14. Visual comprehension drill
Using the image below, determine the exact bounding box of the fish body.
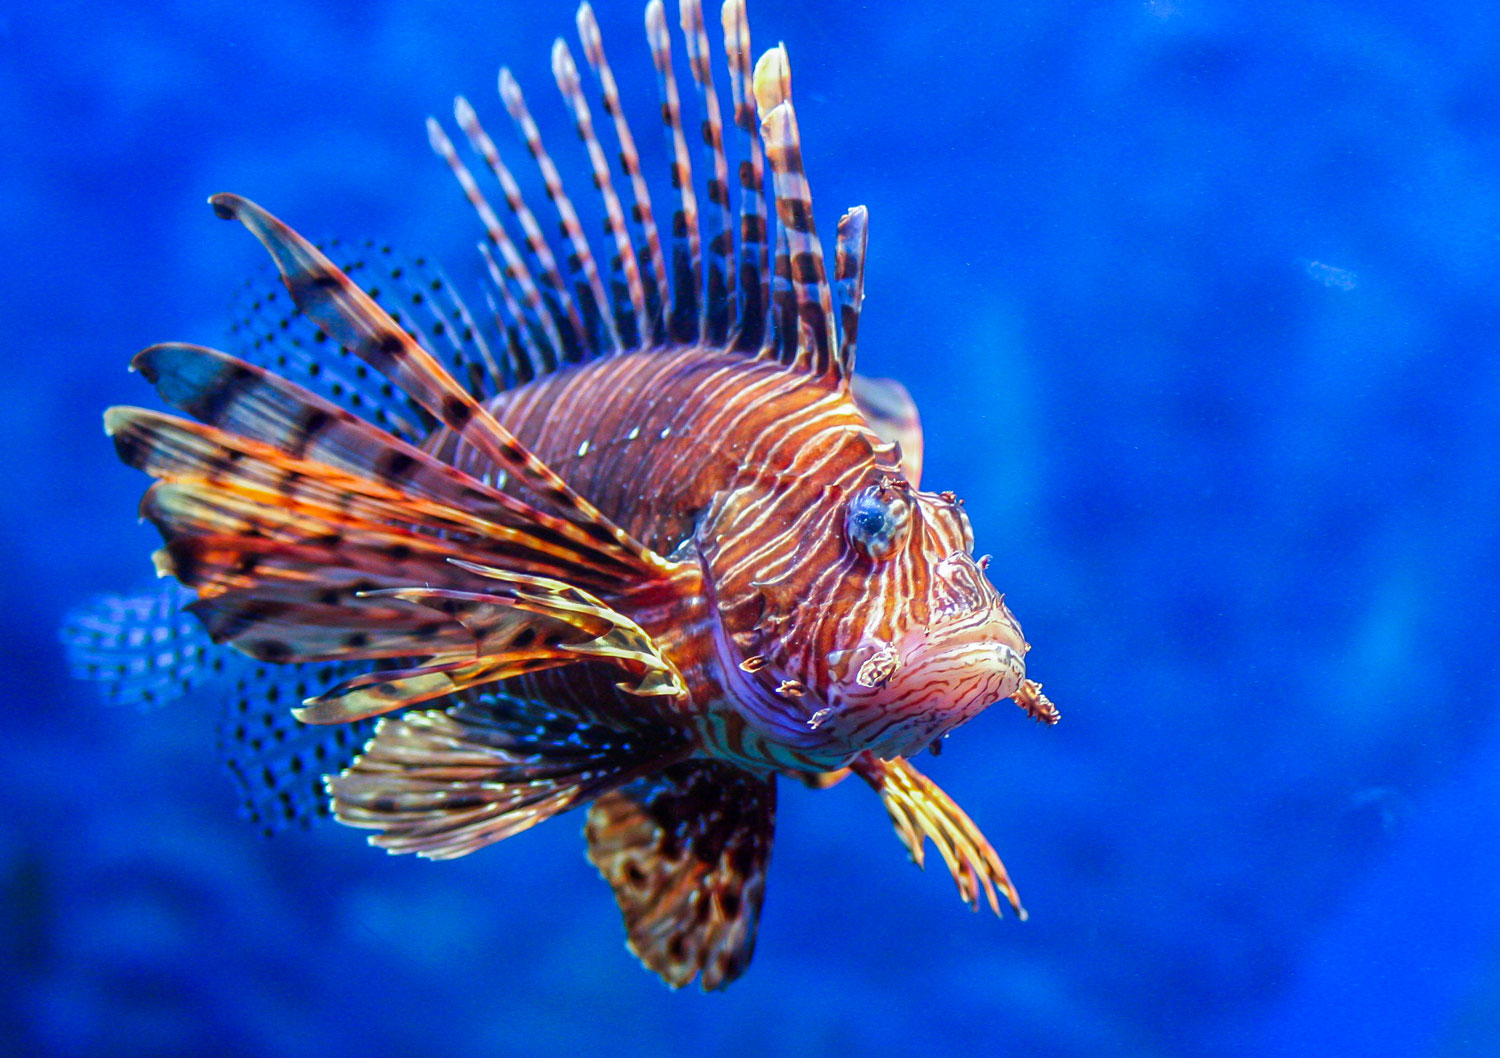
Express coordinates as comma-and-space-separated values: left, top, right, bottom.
68, 0, 1059, 990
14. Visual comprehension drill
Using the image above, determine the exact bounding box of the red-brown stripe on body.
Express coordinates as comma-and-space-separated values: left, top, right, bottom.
422, 344, 893, 767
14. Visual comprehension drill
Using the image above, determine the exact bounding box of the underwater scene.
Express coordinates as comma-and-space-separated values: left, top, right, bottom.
5, 0, 1498, 1054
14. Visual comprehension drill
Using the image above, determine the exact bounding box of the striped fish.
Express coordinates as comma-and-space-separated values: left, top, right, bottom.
69, 0, 1059, 991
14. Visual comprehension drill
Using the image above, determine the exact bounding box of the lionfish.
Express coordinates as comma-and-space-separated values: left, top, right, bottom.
67, 0, 1059, 989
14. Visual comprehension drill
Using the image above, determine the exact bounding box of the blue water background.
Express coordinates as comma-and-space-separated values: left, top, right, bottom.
5, 1, 1499, 1054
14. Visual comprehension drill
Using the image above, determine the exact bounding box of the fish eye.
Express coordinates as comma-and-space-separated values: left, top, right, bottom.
845, 483, 912, 560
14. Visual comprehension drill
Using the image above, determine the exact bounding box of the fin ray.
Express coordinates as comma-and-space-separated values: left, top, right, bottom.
646, 0, 703, 343
329, 702, 686, 858
854, 754, 1024, 918
587, 761, 775, 990
207, 193, 671, 578
753, 47, 839, 378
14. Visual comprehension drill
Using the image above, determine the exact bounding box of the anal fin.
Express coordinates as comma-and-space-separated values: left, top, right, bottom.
586, 760, 776, 991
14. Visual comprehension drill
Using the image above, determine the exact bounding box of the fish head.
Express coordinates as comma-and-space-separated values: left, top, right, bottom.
699, 463, 1043, 767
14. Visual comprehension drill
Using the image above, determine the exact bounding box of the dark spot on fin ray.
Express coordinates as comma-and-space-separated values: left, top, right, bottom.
206, 192, 674, 580
62, 583, 376, 832
753, 46, 840, 381
328, 700, 690, 859
109, 350, 650, 588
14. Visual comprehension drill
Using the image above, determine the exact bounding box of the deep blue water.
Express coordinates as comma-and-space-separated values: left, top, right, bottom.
6, 0, 1500, 1055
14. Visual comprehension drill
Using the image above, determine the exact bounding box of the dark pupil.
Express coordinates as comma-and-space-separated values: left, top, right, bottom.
850, 493, 892, 549
853, 506, 888, 538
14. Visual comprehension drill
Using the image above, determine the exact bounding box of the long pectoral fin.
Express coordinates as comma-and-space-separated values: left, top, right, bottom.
586, 761, 776, 991
853, 753, 1024, 919
208, 193, 672, 579
327, 702, 685, 859
295, 564, 687, 725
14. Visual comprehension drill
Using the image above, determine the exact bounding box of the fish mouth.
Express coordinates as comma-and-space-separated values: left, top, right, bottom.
889, 610, 1028, 712
817, 603, 1029, 761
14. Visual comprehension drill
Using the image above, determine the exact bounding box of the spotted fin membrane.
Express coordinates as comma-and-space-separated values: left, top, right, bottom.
63, 583, 374, 833
68, 0, 1037, 993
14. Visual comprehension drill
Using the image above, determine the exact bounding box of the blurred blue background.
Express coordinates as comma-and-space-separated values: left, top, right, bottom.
5, 0, 1499, 1054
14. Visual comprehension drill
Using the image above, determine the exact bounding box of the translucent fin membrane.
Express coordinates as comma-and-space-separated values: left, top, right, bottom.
209, 194, 671, 577
680, 0, 735, 347
329, 700, 687, 859
423, 0, 857, 383
62, 583, 216, 709
720, 0, 768, 353
576, 2, 670, 345
647, 0, 704, 343
65, 584, 375, 833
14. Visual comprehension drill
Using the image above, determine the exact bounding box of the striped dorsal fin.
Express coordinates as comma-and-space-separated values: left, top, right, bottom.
646, 0, 704, 344
453, 95, 589, 365
553, 37, 650, 350
680, 0, 735, 347
208, 193, 675, 580
720, 0, 769, 353
576, 2, 670, 345
833, 206, 869, 375
426, 117, 569, 374
752, 45, 841, 381
499, 66, 622, 357
420, 0, 855, 384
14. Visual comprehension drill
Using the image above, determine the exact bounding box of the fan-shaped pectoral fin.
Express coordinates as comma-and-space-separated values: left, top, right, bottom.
586, 761, 776, 991
852, 753, 1024, 919
328, 701, 689, 859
